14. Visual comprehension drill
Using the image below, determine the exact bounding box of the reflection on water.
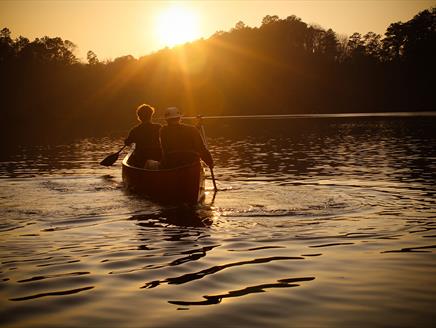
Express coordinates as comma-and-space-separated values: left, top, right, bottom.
141, 255, 304, 289
133, 205, 215, 228
169, 276, 315, 306
0, 115, 435, 327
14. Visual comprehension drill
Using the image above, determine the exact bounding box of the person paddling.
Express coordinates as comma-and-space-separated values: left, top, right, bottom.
124, 104, 161, 168
160, 107, 214, 169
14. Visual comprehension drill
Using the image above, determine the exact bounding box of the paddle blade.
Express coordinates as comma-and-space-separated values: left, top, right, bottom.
100, 152, 119, 166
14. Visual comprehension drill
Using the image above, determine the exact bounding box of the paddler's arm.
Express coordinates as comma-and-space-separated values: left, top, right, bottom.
124, 126, 136, 146
193, 128, 214, 168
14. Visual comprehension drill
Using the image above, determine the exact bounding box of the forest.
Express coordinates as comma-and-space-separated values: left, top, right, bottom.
0, 8, 435, 141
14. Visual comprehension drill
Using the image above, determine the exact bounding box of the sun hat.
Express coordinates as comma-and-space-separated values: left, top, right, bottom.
164, 107, 182, 119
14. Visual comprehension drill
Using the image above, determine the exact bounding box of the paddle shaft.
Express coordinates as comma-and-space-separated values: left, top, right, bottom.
199, 124, 218, 191
116, 145, 126, 155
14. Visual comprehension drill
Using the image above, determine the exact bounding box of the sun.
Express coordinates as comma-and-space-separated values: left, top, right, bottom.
155, 5, 200, 47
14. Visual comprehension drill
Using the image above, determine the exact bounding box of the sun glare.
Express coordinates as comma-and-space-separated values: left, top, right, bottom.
155, 5, 200, 47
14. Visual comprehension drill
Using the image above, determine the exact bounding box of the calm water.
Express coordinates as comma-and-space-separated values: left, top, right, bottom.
1, 115, 435, 327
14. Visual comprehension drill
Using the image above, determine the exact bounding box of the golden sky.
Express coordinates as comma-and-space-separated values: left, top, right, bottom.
1, 0, 434, 61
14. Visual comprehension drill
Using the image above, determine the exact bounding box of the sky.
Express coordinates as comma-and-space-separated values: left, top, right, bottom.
1, 0, 435, 61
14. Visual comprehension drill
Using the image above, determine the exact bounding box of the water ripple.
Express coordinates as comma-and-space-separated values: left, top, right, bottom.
381, 244, 436, 253
108, 245, 219, 275
169, 277, 315, 306
9, 286, 94, 301
309, 242, 355, 248
141, 256, 304, 288
17, 271, 90, 283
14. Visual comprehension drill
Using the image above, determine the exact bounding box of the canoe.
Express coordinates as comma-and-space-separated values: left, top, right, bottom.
122, 149, 205, 204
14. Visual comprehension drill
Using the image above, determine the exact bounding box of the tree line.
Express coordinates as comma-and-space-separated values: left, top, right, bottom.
0, 8, 434, 142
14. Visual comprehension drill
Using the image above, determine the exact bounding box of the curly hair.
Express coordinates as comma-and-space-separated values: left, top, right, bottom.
136, 104, 155, 122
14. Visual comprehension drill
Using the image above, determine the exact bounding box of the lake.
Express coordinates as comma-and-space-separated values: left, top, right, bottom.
1, 114, 435, 327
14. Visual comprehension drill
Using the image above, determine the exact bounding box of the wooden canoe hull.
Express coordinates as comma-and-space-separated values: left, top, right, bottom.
122, 151, 205, 204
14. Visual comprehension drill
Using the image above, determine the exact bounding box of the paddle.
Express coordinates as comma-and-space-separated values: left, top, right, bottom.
197, 118, 218, 191
100, 145, 126, 166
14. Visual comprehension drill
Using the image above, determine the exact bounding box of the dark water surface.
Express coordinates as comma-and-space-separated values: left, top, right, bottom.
1, 115, 435, 327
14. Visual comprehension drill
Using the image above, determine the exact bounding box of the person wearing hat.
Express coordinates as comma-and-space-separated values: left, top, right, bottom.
160, 107, 214, 169
124, 104, 162, 168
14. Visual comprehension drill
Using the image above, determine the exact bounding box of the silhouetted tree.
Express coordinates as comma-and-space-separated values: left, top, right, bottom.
363, 32, 382, 59
262, 15, 279, 25
319, 28, 339, 60
382, 8, 436, 62
87, 50, 99, 65
232, 21, 247, 31
0, 28, 14, 62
